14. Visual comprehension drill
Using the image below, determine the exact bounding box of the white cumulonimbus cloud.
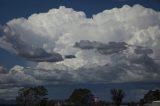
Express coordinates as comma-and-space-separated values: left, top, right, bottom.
0, 5, 160, 87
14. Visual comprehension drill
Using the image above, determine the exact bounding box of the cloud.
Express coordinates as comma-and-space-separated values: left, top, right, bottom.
0, 27, 64, 62
75, 40, 154, 56
0, 4, 160, 89
134, 47, 153, 54
65, 55, 76, 59
0, 65, 42, 86
0, 66, 7, 74
18, 46, 63, 62
75, 40, 128, 55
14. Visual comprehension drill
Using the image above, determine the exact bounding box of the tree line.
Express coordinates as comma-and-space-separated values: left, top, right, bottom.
14, 86, 160, 106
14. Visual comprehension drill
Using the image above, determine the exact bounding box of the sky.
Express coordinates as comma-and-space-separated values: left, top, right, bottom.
0, 0, 160, 102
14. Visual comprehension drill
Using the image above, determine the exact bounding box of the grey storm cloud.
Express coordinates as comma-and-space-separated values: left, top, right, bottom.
130, 54, 159, 73
74, 40, 153, 55
75, 40, 128, 55
18, 46, 63, 62
134, 47, 153, 54
64, 55, 76, 59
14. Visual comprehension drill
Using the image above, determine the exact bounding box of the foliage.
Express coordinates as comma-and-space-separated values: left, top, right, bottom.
140, 89, 160, 104
16, 86, 48, 106
68, 88, 92, 105
110, 89, 125, 106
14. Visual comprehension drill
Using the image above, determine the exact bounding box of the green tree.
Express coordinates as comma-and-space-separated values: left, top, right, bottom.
110, 89, 125, 106
16, 86, 48, 106
142, 89, 160, 103
68, 88, 92, 106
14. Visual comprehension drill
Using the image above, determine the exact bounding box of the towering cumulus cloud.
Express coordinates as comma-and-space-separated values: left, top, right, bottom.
0, 5, 160, 88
